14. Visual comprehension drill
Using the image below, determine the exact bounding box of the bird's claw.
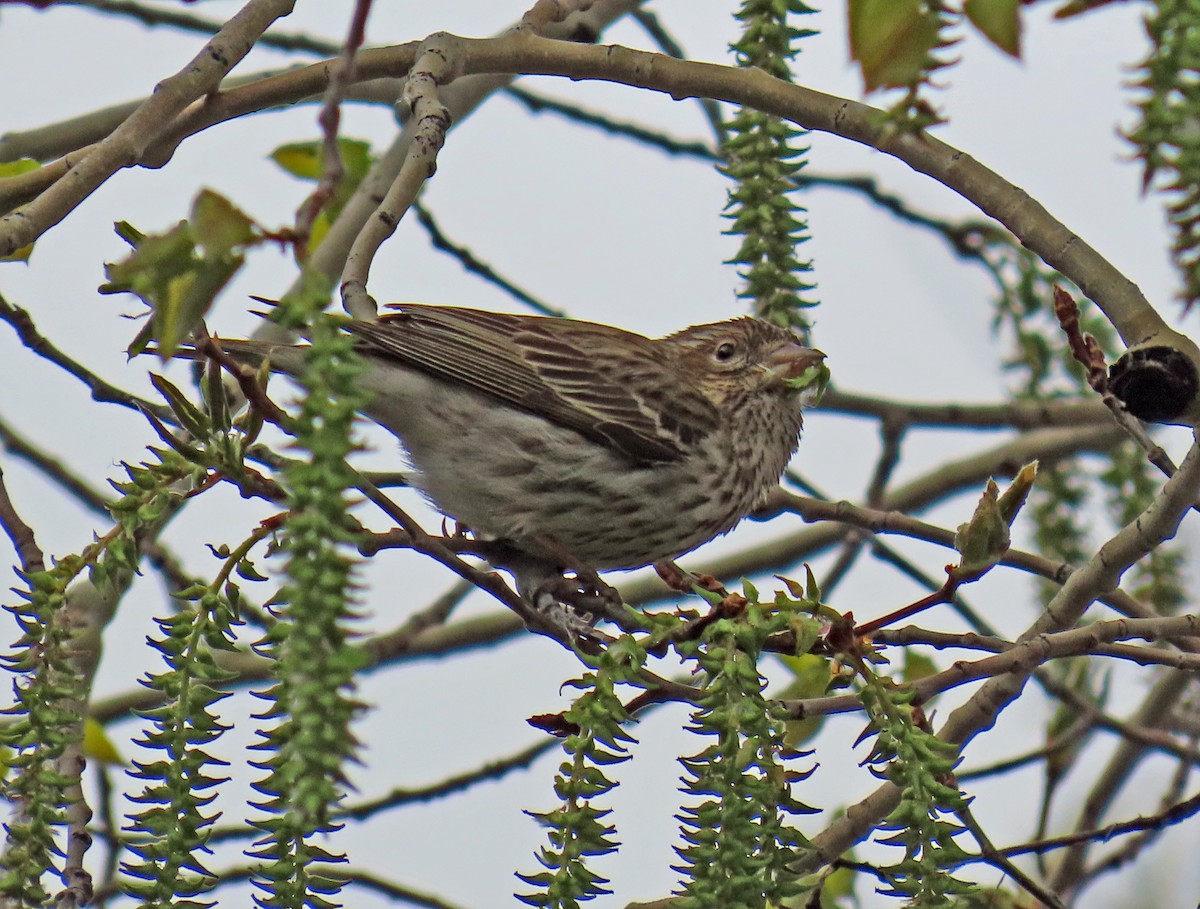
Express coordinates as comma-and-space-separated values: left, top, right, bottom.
512, 560, 626, 638
445, 518, 472, 540
530, 573, 623, 624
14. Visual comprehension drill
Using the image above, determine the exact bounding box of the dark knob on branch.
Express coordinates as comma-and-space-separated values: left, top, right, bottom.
1109, 346, 1199, 423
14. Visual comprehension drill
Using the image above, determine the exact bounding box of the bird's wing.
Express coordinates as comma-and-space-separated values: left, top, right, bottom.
345, 305, 718, 464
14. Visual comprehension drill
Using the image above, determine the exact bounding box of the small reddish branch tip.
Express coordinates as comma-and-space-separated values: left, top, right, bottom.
1052, 285, 1108, 394
852, 570, 960, 638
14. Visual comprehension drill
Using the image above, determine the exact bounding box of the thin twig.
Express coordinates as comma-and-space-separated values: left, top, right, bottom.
956, 718, 1094, 782
0, 462, 46, 573
94, 766, 121, 907
1053, 284, 1188, 489
820, 386, 1111, 429
504, 84, 715, 158
0, 414, 111, 515
0, 0, 297, 257
957, 803, 1066, 909
995, 788, 1200, 862
1051, 668, 1198, 893
340, 36, 453, 317
0, 292, 171, 420
631, 7, 726, 145
350, 472, 569, 643
872, 623, 1200, 672
295, 0, 374, 261
58, 0, 341, 56
90, 864, 470, 909
414, 203, 565, 316
335, 737, 558, 823
359, 577, 475, 662
820, 420, 907, 596
804, 436, 1200, 875
1079, 732, 1198, 887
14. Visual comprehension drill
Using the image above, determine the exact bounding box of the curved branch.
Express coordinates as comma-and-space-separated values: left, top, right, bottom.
820, 387, 1112, 430
10, 29, 1189, 362
0, 0, 299, 256
12, 25, 1192, 415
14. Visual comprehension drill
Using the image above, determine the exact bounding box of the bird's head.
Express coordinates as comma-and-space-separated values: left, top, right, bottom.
664, 317, 828, 409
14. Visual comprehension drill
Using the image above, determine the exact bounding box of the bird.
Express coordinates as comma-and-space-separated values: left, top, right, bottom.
204, 304, 826, 595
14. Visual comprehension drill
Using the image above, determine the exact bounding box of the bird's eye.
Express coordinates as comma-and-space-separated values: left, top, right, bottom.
713, 341, 738, 363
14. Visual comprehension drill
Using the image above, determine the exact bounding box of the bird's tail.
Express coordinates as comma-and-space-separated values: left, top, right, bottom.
162, 338, 308, 377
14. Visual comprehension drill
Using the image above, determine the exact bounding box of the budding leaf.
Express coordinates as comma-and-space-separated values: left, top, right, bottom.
954, 479, 1008, 581
952, 462, 1038, 582
270, 138, 372, 182
270, 138, 374, 253
998, 460, 1038, 523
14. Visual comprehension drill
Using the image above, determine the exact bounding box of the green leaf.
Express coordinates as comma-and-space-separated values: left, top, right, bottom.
113, 220, 146, 248
149, 373, 210, 439
820, 861, 858, 906
902, 650, 938, 685
270, 138, 372, 183
0, 241, 34, 263
0, 161, 41, 260
309, 209, 334, 255
270, 141, 324, 180
997, 460, 1038, 524
158, 257, 241, 358
269, 139, 373, 256
339, 138, 373, 182
1052, 0, 1118, 17
82, 718, 126, 767
964, 0, 1022, 57
776, 652, 832, 746
784, 358, 831, 402
190, 189, 256, 257
848, 0, 941, 91
952, 462, 1037, 581
0, 158, 39, 178
106, 207, 244, 358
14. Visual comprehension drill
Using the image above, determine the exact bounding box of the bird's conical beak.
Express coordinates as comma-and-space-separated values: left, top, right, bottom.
767, 345, 825, 378
763, 344, 828, 403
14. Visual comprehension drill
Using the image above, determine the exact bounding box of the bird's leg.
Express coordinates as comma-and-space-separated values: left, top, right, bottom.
527, 535, 621, 606
500, 537, 625, 631
510, 561, 615, 636
442, 518, 473, 540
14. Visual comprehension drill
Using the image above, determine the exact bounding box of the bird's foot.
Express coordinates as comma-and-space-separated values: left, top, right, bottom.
444, 518, 473, 540
519, 570, 624, 629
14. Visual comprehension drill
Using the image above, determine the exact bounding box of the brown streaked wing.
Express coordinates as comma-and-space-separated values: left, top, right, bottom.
345, 305, 715, 463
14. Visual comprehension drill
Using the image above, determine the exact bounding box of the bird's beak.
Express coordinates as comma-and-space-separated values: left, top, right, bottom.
763, 343, 827, 394
766, 344, 826, 380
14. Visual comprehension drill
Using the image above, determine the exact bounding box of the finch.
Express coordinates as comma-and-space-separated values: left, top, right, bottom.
210, 304, 826, 576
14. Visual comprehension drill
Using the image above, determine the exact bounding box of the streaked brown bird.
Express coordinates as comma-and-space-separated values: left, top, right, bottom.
214, 304, 826, 582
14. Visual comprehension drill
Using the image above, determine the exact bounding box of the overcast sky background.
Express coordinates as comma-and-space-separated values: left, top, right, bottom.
1, 2, 1198, 907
